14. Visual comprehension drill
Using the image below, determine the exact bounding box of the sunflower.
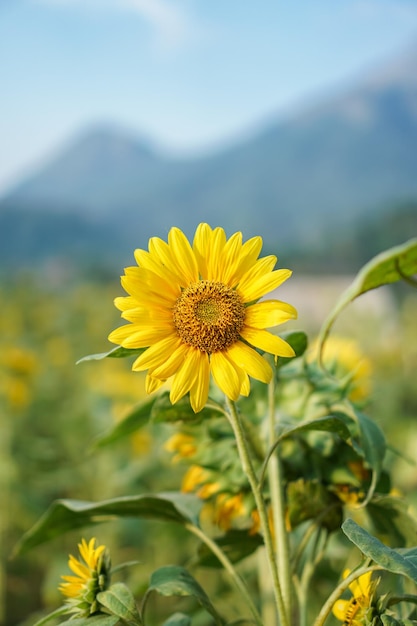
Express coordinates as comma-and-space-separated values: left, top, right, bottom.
59, 538, 111, 616
333, 570, 376, 625
109, 224, 297, 412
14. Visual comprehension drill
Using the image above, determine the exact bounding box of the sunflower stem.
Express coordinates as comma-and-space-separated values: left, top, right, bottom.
185, 522, 263, 626
225, 398, 289, 626
267, 379, 293, 622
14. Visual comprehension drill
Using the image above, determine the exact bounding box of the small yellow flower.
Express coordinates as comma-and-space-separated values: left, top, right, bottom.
164, 433, 197, 461
333, 569, 375, 625
213, 493, 246, 530
109, 223, 297, 412
59, 538, 111, 616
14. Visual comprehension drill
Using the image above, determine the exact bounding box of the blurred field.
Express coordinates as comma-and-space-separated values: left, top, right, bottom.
1, 271, 417, 625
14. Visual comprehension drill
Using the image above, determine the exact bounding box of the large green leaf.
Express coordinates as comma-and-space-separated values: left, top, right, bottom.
13, 492, 202, 555
318, 238, 417, 352
342, 518, 417, 583
196, 530, 264, 568
148, 566, 224, 625
97, 583, 141, 624
352, 411, 386, 505
77, 345, 145, 363
92, 397, 156, 448
367, 496, 417, 547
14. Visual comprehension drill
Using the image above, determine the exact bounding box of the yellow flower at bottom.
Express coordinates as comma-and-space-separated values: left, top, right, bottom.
333, 569, 375, 625
109, 223, 297, 412
59, 538, 111, 616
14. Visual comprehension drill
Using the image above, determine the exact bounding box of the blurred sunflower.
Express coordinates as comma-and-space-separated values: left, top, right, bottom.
333, 570, 376, 625
59, 538, 111, 616
109, 223, 297, 412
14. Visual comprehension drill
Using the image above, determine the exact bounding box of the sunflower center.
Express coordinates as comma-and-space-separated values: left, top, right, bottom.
173, 280, 245, 353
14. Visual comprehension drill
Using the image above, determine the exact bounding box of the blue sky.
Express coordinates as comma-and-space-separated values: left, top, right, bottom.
1, 0, 417, 194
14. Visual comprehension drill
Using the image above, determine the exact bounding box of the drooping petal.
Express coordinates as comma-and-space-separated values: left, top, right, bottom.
189, 351, 210, 412
132, 335, 183, 371
210, 352, 242, 401
170, 348, 200, 404
227, 341, 273, 383
145, 373, 166, 394
241, 327, 295, 357
245, 300, 298, 328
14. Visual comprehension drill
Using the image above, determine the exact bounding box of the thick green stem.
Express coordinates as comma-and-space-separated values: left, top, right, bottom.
225, 398, 289, 626
267, 379, 293, 621
185, 522, 263, 626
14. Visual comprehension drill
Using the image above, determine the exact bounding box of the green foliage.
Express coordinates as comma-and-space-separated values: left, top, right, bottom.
146, 566, 224, 626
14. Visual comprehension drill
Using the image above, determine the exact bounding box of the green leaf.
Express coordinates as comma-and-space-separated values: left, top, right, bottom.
162, 614, 192, 626
197, 530, 264, 568
32, 607, 69, 626
13, 492, 202, 555
151, 392, 224, 424
381, 617, 403, 626
148, 566, 224, 625
367, 496, 417, 547
342, 518, 417, 583
352, 411, 386, 505
76, 345, 145, 364
92, 397, 156, 448
58, 616, 120, 626
318, 238, 417, 352
276, 331, 308, 368
97, 582, 141, 624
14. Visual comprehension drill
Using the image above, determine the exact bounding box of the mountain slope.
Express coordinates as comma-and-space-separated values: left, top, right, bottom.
2, 45, 417, 268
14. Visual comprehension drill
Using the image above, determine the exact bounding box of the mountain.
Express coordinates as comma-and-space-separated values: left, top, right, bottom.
2, 45, 417, 273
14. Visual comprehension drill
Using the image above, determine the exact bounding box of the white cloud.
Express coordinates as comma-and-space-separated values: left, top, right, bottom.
31, 0, 199, 51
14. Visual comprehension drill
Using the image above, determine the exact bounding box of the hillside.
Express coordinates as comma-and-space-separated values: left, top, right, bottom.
1, 44, 417, 273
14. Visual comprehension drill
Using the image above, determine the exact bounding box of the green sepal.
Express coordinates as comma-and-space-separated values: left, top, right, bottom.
57, 615, 121, 626
342, 518, 417, 583
196, 530, 264, 568
318, 238, 417, 354
13, 492, 202, 555
77, 345, 145, 363
147, 565, 225, 625
97, 582, 141, 624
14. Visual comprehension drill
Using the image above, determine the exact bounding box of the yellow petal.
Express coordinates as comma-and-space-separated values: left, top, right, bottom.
168, 227, 199, 284
151, 344, 190, 379
227, 236, 263, 286
241, 327, 295, 357
227, 341, 273, 383
148, 236, 186, 284
133, 248, 181, 295
170, 348, 200, 404
239, 268, 292, 303
245, 300, 298, 328
193, 223, 212, 279
145, 373, 166, 394
132, 335, 183, 371
210, 352, 242, 400
332, 598, 349, 621
189, 351, 210, 412
206, 227, 227, 281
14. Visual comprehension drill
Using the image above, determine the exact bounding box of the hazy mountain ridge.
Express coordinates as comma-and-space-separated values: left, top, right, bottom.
2, 44, 417, 271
